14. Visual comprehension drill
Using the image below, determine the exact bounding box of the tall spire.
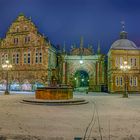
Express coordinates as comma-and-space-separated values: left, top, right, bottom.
121, 21, 125, 31
120, 21, 128, 39
80, 36, 84, 56
80, 36, 84, 49
97, 41, 101, 54
62, 41, 66, 53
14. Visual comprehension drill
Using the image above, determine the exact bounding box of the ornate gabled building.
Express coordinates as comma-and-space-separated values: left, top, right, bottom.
0, 13, 57, 90
108, 28, 140, 93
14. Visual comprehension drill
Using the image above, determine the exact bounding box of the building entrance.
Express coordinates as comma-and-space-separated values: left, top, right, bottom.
74, 70, 89, 91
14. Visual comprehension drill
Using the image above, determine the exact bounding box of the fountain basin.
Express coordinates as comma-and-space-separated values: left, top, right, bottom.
35, 86, 73, 100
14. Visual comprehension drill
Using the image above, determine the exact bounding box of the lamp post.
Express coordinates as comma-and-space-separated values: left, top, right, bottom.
120, 61, 130, 98
2, 60, 12, 95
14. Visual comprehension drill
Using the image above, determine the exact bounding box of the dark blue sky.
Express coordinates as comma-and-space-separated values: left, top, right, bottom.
0, 0, 140, 54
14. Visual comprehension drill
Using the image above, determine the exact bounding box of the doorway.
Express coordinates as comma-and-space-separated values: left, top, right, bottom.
74, 70, 89, 91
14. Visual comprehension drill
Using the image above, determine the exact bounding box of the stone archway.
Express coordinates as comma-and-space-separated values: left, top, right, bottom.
74, 70, 89, 88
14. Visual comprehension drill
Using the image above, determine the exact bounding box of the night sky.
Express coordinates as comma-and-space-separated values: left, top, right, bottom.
0, 0, 140, 54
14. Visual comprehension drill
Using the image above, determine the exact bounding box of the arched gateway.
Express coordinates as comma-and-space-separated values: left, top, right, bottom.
59, 38, 107, 92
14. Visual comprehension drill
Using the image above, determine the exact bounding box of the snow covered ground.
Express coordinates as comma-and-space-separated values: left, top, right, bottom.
0, 92, 140, 140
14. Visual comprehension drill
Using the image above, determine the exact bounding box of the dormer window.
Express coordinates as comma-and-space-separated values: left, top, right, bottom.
25, 36, 30, 43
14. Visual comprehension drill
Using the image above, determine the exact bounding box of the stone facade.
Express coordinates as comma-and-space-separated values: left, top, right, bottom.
0, 14, 57, 90
108, 30, 140, 93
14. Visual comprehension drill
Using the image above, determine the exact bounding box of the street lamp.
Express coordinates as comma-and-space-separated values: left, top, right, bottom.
79, 60, 83, 64
120, 60, 130, 98
2, 60, 12, 95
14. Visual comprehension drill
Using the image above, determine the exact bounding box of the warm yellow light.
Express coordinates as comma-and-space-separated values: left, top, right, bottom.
6, 60, 9, 64
120, 65, 123, 69
128, 66, 131, 69
2, 60, 12, 69
124, 61, 127, 65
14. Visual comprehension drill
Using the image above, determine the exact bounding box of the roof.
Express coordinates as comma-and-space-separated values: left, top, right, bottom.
110, 39, 138, 50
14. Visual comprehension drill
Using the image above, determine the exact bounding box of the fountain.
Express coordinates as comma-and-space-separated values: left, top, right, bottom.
35, 69, 73, 100
23, 69, 88, 105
